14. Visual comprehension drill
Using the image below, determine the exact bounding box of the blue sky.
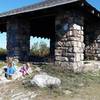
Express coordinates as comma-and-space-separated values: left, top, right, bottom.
0, 0, 100, 49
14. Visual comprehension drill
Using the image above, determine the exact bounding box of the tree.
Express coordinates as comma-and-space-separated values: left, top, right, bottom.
30, 41, 49, 57
39, 41, 49, 56
0, 48, 7, 55
30, 42, 39, 56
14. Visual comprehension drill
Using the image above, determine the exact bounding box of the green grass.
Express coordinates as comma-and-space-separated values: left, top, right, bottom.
0, 62, 99, 99
0, 61, 5, 68
38, 64, 100, 92
0, 62, 100, 100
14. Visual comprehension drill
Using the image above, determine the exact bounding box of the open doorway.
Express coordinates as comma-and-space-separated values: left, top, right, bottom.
0, 32, 7, 60
30, 36, 50, 62
84, 21, 96, 60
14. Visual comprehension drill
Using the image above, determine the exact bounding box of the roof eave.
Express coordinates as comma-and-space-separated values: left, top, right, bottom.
0, 0, 79, 18
82, 0, 100, 18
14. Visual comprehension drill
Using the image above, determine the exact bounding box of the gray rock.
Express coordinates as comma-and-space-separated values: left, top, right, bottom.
31, 73, 61, 88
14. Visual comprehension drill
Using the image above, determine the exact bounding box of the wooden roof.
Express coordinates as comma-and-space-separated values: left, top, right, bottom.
0, 0, 99, 18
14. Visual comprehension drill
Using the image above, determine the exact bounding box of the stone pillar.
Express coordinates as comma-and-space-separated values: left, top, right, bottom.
55, 11, 84, 72
95, 25, 100, 60
7, 18, 30, 61
50, 36, 55, 62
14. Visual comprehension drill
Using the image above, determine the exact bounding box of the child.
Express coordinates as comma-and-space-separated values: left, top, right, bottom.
20, 63, 31, 77
5, 62, 16, 80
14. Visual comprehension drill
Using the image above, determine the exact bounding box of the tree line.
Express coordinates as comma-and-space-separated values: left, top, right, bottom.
0, 41, 50, 57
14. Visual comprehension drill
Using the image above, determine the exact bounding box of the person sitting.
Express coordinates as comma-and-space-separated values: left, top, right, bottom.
5, 62, 16, 80
19, 63, 31, 77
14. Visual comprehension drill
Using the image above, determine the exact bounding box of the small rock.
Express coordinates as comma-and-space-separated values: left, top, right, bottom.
30, 93, 38, 99
20, 97, 29, 100
10, 90, 14, 94
78, 83, 84, 87
63, 90, 72, 95
12, 92, 23, 98
34, 67, 42, 72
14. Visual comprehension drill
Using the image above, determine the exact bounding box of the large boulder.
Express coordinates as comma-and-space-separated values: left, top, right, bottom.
31, 73, 61, 88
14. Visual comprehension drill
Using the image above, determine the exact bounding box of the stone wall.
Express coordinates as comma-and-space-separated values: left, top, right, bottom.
84, 21, 100, 61
84, 24, 96, 60
7, 18, 30, 61
95, 22, 100, 60
55, 11, 84, 72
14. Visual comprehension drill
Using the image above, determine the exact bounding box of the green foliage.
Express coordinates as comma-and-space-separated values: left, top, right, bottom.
0, 62, 5, 68
30, 41, 49, 57
0, 48, 7, 55
30, 42, 39, 56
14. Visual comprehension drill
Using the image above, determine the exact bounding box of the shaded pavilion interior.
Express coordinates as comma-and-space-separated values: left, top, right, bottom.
0, 0, 99, 72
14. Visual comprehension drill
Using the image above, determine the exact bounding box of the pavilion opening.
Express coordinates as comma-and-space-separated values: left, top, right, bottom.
0, 32, 7, 60
30, 36, 50, 62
